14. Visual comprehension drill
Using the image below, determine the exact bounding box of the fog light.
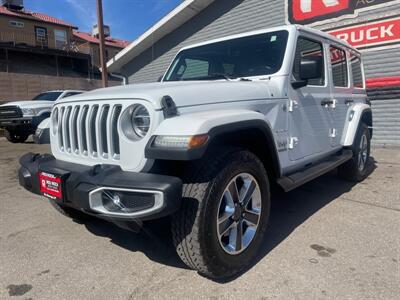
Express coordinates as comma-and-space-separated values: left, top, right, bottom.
102, 191, 125, 212
101, 190, 155, 213
89, 187, 163, 217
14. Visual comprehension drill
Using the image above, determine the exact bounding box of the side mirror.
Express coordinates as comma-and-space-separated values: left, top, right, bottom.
300, 56, 322, 80
292, 56, 322, 89
157, 75, 163, 82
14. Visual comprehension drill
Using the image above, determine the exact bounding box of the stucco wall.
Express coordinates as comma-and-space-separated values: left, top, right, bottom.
0, 72, 120, 102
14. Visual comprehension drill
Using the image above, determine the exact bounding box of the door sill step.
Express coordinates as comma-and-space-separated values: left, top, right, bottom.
277, 150, 353, 192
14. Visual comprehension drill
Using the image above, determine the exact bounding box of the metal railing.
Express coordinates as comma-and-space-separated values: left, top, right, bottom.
0, 31, 91, 55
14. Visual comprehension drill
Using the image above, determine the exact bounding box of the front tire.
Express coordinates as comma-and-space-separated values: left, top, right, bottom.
5, 129, 29, 143
338, 123, 371, 182
171, 149, 271, 279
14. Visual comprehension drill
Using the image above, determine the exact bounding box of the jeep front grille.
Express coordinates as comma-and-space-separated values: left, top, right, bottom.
55, 104, 122, 160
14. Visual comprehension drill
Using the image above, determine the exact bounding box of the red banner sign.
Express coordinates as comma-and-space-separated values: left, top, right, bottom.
329, 17, 400, 49
287, 0, 398, 25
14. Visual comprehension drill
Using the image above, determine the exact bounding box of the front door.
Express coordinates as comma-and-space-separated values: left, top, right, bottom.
288, 36, 332, 161
35, 26, 48, 48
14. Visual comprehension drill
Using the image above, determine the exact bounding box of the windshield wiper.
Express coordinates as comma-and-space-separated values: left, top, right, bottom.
209, 73, 252, 82
208, 73, 235, 81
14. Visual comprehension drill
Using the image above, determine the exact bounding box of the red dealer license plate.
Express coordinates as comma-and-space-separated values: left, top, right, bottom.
39, 172, 63, 200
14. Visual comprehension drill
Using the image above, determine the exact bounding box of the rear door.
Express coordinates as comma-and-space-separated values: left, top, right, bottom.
328, 45, 352, 148
288, 35, 332, 161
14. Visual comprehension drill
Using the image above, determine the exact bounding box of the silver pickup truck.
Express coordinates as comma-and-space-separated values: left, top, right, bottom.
19, 25, 372, 279
0, 90, 83, 143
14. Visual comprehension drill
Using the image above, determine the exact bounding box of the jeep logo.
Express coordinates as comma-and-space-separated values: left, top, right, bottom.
287, 0, 398, 25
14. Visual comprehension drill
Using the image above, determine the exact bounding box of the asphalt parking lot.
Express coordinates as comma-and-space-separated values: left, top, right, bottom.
0, 137, 399, 299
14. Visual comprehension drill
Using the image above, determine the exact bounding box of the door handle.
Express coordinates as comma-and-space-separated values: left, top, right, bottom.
345, 99, 354, 105
321, 99, 334, 106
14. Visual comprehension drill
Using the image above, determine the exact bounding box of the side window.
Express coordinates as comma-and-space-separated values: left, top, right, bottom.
330, 46, 348, 87
180, 58, 209, 79
349, 53, 363, 88
293, 37, 325, 86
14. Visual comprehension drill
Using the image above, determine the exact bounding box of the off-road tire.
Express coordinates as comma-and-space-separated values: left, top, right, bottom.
49, 200, 92, 221
5, 130, 29, 143
338, 123, 371, 182
171, 149, 271, 279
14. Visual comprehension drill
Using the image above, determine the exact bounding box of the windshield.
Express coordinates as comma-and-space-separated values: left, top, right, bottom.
164, 30, 288, 82
33, 92, 63, 101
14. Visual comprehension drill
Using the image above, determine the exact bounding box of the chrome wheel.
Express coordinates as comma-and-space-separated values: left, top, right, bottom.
358, 133, 368, 171
217, 173, 262, 255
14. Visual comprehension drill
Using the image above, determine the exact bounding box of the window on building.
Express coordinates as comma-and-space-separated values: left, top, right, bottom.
293, 37, 325, 86
54, 29, 67, 49
330, 46, 348, 87
349, 53, 363, 88
35, 27, 48, 46
9, 20, 24, 28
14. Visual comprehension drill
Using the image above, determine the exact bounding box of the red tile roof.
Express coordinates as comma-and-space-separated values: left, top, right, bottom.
0, 6, 77, 28
73, 31, 130, 48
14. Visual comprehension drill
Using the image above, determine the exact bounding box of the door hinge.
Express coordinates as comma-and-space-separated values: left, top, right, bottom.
288, 137, 299, 149
329, 128, 337, 138
331, 99, 337, 109
288, 100, 298, 112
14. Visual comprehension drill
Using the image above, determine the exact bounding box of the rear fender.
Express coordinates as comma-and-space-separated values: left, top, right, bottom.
341, 103, 372, 147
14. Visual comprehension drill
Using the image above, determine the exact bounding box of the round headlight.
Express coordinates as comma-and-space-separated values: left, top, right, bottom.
131, 105, 150, 138
51, 108, 59, 135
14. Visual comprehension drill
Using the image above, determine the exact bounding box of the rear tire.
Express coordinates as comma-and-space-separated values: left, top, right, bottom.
171, 149, 271, 279
338, 123, 371, 182
5, 130, 29, 143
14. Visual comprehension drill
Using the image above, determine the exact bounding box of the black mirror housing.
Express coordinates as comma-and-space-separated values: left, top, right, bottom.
300, 57, 322, 81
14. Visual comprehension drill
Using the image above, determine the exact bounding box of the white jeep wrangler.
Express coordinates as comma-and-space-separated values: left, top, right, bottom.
19, 25, 372, 279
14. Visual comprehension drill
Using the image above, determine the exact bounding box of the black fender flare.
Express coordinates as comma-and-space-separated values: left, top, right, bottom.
145, 119, 282, 178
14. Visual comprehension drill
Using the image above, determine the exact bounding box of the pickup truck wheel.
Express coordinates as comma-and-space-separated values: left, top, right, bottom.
49, 200, 92, 221
171, 149, 271, 279
338, 123, 371, 182
5, 130, 29, 143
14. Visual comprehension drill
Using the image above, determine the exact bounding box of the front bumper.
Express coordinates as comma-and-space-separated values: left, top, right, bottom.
0, 116, 42, 132
19, 153, 183, 221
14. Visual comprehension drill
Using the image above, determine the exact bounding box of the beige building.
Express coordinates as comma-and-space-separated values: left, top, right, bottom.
0, 2, 129, 100
0, 5, 77, 52
73, 29, 129, 68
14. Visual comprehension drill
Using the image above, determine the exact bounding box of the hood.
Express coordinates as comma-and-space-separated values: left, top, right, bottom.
56, 80, 278, 109
0, 100, 54, 108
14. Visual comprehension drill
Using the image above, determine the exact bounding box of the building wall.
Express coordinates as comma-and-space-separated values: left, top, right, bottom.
120, 0, 400, 146
121, 0, 400, 83
87, 43, 123, 67
0, 72, 120, 102
0, 15, 73, 49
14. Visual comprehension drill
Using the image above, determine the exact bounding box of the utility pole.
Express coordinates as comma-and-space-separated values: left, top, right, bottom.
96, 0, 108, 87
